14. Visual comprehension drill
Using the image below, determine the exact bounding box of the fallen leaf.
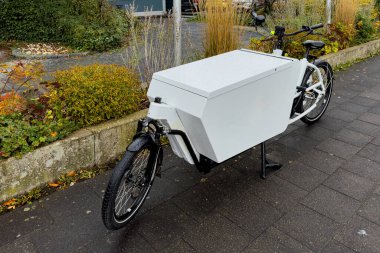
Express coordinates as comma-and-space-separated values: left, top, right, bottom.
66, 171, 76, 177
48, 183, 59, 188
3, 198, 16, 206
50, 132, 58, 137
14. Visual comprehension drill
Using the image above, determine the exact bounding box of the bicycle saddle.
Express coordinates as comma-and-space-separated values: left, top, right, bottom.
302, 40, 325, 49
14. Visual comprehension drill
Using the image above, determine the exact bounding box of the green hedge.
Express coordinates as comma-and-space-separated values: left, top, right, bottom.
0, 0, 129, 51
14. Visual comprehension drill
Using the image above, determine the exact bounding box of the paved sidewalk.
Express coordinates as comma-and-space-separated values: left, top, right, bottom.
1, 56, 380, 253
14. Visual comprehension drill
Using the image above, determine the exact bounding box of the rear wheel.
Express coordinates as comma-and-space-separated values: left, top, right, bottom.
301, 60, 334, 124
102, 136, 159, 230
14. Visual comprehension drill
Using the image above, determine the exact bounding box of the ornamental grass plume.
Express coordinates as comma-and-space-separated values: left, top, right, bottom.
197, 0, 245, 57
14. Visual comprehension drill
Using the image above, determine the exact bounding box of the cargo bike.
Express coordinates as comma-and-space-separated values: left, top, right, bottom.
102, 23, 334, 230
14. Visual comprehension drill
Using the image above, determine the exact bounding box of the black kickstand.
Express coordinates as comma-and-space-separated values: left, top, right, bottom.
260, 142, 282, 179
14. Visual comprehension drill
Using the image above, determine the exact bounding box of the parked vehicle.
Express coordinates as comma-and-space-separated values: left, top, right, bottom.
101, 18, 333, 230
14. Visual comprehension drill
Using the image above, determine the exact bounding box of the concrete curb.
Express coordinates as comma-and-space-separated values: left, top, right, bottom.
320, 38, 380, 68
0, 109, 147, 202
2, 38, 380, 202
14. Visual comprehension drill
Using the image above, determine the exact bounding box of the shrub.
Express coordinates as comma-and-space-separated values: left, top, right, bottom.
354, 11, 376, 44
327, 23, 356, 49
0, 0, 129, 52
49, 64, 144, 127
265, 0, 325, 32
0, 92, 27, 115
0, 113, 76, 159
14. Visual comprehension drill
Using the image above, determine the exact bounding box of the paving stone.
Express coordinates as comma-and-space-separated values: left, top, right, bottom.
162, 164, 203, 190
278, 134, 319, 153
135, 202, 197, 251
266, 142, 303, 166
369, 103, 380, 115
334, 88, 360, 99
358, 143, 380, 163
82, 169, 112, 198
220, 189, 282, 238
347, 120, 380, 136
340, 102, 370, 114
322, 240, 355, 253
327, 108, 358, 122
323, 169, 375, 201
171, 181, 224, 222
241, 227, 313, 253
332, 95, 350, 104
372, 137, 380, 146
31, 203, 109, 253
40, 182, 102, 221
247, 175, 308, 213
76, 229, 155, 253
342, 156, 380, 183
335, 215, 380, 253
357, 195, 380, 226
276, 162, 328, 192
0, 203, 53, 248
291, 125, 334, 142
140, 176, 186, 214
316, 138, 361, 159
351, 96, 379, 107
160, 146, 186, 171
302, 185, 361, 223
0, 235, 37, 253
359, 112, 380, 126
334, 128, 373, 147
374, 185, 380, 195
360, 86, 380, 101
298, 149, 345, 175
315, 115, 347, 131
183, 212, 252, 253
161, 239, 196, 253
274, 204, 339, 251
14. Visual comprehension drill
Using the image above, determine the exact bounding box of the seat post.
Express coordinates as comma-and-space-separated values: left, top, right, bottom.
304, 47, 311, 59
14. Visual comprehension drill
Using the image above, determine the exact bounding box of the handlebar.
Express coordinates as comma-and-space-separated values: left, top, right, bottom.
273, 23, 324, 51
283, 23, 324, 37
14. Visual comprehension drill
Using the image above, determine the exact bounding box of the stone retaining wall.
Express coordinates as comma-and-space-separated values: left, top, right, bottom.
2, 38, 380, 202
0, 109, 147, 202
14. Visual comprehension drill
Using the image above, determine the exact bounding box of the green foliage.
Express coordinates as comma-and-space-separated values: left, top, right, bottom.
326, 23, 356, 50
354, 12, 376, 44
0, 0, 129, 51
49, 64, 144, 127
0, 113, 77, 159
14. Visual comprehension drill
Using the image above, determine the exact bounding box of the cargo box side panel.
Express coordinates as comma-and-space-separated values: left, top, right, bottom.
201, 63, 301, 163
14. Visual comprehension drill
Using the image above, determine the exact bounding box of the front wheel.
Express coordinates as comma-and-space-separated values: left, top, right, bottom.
102, 136, 160, 230
300, 60, 334, 124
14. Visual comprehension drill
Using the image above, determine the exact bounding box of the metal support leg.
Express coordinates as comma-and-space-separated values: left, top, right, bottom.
260, 142, 282, 179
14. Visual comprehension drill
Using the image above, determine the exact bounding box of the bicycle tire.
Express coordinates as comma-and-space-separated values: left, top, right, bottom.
300, 60, 334, 124
102, 136, 159, 230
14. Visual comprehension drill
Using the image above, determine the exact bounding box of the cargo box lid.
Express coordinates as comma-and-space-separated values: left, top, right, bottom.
152, 49, 297, 99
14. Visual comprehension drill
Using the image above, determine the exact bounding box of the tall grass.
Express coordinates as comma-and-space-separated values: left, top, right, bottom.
122, 8, 198, 86
197, 0, 245, 57
266, 0, 325, 31
334, 0, 360, 25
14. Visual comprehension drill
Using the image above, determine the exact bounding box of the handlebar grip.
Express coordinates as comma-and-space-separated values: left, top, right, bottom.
310, 23, 324, 30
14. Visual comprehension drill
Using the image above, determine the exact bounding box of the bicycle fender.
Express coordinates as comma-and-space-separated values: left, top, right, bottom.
127, 135, 153, 152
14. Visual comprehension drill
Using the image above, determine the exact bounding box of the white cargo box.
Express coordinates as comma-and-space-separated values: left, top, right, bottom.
147, 49, 303, 163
